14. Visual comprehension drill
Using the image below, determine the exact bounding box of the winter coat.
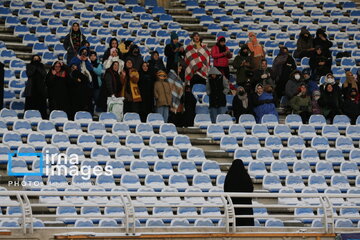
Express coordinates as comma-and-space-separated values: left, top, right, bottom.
211, 37, 232, 68
318, 89, 343, 117
233, 53, 251, 86
309, 51, 332, 77
285, 70, 305, 100
294, 28, 313, 58
232, 94, 253, 122
45, 71, 71, 114
154, 79, 172, 107
24, 62, 47, 98
313, 29, 333, 54
343, 98, 360, 124
206, 73, 229, 108
63, 29, 85, 64
165, 42, 184, 72
289, 95, 312, 114
253, 68, 274, 88
253, 92, 278, 123
97, 68, 122, 110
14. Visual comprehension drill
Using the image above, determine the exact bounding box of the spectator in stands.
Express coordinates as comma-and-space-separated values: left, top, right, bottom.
224, 159, 254, 226
24, 55, 47, 119
125, 45, 144, 71
154, 70, 172, 123
165, 32, 184, 73
309, 46, 332, 80
45, 61, 71, 115
343, 88, 360, 124
289, 84, 312, 123
211, 36, 232, 79
148, 51, 166, 77
103, 38, 122, 63
97, 61, 122, 112
138, 62, 155, 122
272, 46, 297, 101
121, 59, 142, 113
253, 59, 274, 89
294, 27, 314, 59
313, 29, 332, 55
185, 32, 210, 87
318, 83, 343, 123
342, 71, 358, 99
168, 62, 185, 126
63, 22, 86, 64
69, 47, 93, 80
311, 90, 321, 114
233, 44, 252, 86
103, 47, 124, 73
232, 86, 253, 123
183, 85, 197, 127
320, 73, 341, 95
119, 40, 133, 60
252, 84, 278, 123
206, 67, 229, 123
247, 32, 265, 71
303, 68, 319, 95
89, 51, 103, 112
285, 70, 304, 102
68, 63, 93, 118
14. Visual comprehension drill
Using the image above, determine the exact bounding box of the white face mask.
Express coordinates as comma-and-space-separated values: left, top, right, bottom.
327, 78, 335, 83
294, 74, 301, 80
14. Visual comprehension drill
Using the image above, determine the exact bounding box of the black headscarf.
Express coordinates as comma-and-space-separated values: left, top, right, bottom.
224, 159, 253, 193
89, 51, 99, 68
216, 36, 227, 53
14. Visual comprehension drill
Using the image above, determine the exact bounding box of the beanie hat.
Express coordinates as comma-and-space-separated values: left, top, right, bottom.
171, 32, 178, 40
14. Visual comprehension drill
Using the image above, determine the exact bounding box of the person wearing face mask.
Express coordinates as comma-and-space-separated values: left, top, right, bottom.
343, 88, 360, 124
63, 23, 86, 64
232, 86, 253, 123
247, 32, 265, 70
311, 90, 321, 115
233, 44, 252, 86
272, 46, 297, 101
252, 84, 278, 123
309, 45, 332, 80
294, 27, 314, 59
289, 84, 312, 123
318, 83, 343, 123
343, 71, 359, 100
125, 44, 143, 71
320, 73, 341, 96
24, 55, 48, 119
103, 47, 124, 73
253, 59, 274, 89
285, 70, 304, 101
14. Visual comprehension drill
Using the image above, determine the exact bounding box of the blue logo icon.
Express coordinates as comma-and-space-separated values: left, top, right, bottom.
8, 152, 43, 176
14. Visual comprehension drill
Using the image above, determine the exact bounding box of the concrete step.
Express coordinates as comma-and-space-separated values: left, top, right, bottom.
0, 33, 22, 43
6, 42, 32, 52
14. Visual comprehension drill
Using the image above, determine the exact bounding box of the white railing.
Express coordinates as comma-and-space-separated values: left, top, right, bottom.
1, 191, 360, 235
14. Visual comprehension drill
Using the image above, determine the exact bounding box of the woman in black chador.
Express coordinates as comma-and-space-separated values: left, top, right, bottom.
224, 159, 254, 226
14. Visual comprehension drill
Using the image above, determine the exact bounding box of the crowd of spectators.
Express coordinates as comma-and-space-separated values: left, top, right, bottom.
23, 23, 360, 125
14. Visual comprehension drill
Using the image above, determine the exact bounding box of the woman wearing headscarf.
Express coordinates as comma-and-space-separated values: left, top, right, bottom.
185, 32, 211, 87
211, 36, 232, 80
138, 62, 155, 122
97, 61, 122, 112
121, 59, 142, 113
313, 29, 333, 55
148, 51, 166, 77
309, 45, 332, 80
119, 40, 133, 59
289, 84, 312, 123
224, 159, 254, 227
165, 32, 184, 73
233, 44, 252, 86
154, 70, 172, 123
252, 84, 278, 123
294, 27, 314, 59
125, 44, 143, 71
167, 63, 185, 126
272, 46, 297, 100
232, 86, 253, 123
103, 38, 122, 63
318, 83, 343, 123
24, 55, 47, 119
89, 51, 103, 111
247, 32, 265, 71
343, 88, 360, 124
103, 47, 124, 73
342, 71, 359, 99
45, 61, 71, 115
63, 22, 86, 64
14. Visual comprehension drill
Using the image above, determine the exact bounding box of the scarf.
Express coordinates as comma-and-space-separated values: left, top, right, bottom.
70, 30, 82, 52
184, 41, 210, 82
238, 93, 248, 109
344, 72, 358, 91
81, 60, 92, 83
167, 69, 184, 112
247, 34, 263, 57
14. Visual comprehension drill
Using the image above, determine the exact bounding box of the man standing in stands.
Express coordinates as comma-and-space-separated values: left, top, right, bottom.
184, 32, 210, 87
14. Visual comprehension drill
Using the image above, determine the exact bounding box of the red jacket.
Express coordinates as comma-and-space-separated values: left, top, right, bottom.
211, 37, 232, 67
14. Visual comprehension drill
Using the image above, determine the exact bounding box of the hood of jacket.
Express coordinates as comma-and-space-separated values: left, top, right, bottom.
208, 67, 222, 76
